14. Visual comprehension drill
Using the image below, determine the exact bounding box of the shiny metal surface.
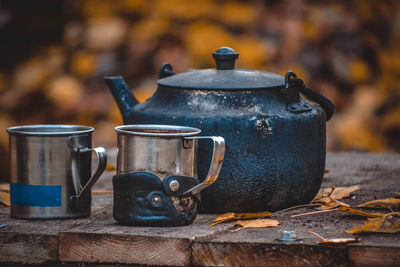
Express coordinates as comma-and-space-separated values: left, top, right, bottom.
115, 125, 199, 178
169, 180, 180, 192
115, 124, 201, 137
115, 124, 225, 195
183, 136, 225, 196
7, 125, 107, 219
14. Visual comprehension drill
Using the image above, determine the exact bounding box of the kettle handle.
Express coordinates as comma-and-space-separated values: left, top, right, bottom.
183, 136, 225, 196
285, 71, 335, 121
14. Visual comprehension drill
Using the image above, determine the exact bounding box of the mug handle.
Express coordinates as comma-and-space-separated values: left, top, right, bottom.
70, 147, 107, 206
183, 136, 225, 196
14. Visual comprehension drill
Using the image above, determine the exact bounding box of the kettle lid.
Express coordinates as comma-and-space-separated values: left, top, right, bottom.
157, 47, 285, 90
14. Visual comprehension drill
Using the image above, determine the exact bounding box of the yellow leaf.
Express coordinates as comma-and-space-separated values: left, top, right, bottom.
330, 185, 360, 200
184, 22, 235, 66
119, 0, 150, 15
314, 196, 349, 209
231, 219, 280, 232
313, 185, 358, 209
337, 206, 386, 218
357, 198, 400, 210
314, 185, 360, 201
210, 211, 273, 226
381, 107, 400, 130
82, 0, 117, 18
219, 2, 256, 27
71, 51, 98, 78
349, 58, 370, 83
346, 212, 400, 234
308, 231, 359, 245
0, 183, 9, 192
131, 17, 171, 42
0, 191, 10, 207
318, 237, 359, 245
105, 163, 116, 171
235, 39, 269, 69
154, 0, 216, 21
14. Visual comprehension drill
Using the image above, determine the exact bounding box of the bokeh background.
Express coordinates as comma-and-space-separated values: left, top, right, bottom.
0, 0, 399, 180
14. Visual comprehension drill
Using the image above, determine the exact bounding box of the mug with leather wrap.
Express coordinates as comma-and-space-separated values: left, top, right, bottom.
113, 124, 225, 226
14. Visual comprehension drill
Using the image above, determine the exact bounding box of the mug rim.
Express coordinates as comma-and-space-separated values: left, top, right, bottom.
115, 124, 201, 137
7, 124, 94, 136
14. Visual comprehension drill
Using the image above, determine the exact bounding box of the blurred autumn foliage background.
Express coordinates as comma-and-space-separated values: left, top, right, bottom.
0, 0, 400, 179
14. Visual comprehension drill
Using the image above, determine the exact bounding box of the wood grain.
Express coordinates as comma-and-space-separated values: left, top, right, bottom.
59, 232, 190, 266
0, 233, 58, 263
348, 246, 400, 267
0, 153, 398, 265
192, 242, 348, 267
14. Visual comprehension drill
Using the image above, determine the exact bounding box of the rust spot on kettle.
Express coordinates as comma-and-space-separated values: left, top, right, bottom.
256, 118, 272, 137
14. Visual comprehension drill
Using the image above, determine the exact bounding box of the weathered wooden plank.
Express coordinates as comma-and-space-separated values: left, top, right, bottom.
0, 211, 63, 264
0, 194, 113, 264
59, 232, 190, 266
191, 218, 351, 267
346, 234, 400, 267
192, 241, 348, 267
191, 152, 400, 266
0, 153, 398, 265
0, 233, 58, 264
58, 205, 231, 266
348, 246, 400, 267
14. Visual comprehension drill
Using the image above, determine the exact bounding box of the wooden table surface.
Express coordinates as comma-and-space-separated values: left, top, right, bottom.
0, 152, 399, 266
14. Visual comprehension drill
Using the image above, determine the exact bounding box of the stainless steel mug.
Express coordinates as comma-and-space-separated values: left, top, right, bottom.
7, 125, 107, 219
113, 124, 225, 226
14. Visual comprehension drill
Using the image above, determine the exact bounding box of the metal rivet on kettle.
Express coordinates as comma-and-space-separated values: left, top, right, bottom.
169, 180, 180, 192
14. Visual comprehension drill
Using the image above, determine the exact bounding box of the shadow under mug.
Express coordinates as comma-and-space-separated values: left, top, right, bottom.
7, 125, 107, 219
113, 124, 225, 226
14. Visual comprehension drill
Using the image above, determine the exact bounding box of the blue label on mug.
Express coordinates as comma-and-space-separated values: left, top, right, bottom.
10, 183, 62, 207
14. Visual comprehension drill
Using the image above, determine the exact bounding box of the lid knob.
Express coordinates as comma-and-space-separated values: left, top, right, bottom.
212, 47, 239, 70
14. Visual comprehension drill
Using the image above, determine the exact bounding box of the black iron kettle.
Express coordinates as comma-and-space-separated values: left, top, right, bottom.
105, 47, 334, 213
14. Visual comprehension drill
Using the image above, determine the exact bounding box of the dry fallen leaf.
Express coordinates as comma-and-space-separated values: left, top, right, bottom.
337, 206, 386, 218
314, 185, 360, 201
105, 163, 117, 171
0, 191, 10, 207
231, 219, 280, 232
357, 198, 400, 210
0, 183, 9, 192
315, 197, 350, 209
313, 185, 358, 209
308, 231, 359, 245
346, 212, 400, 234
210, 211, 273, 226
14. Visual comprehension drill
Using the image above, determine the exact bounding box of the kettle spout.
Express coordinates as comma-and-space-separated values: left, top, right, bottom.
104, 76, 139, 124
